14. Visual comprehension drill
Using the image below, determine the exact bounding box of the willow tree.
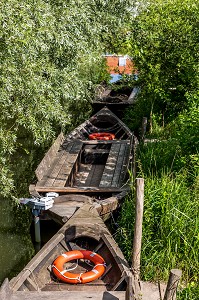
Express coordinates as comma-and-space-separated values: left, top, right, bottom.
0, 0, 131, 197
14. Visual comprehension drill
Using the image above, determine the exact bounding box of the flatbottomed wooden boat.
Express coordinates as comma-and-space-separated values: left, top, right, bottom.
29, 107, 136, 223
1, 205, 137, 300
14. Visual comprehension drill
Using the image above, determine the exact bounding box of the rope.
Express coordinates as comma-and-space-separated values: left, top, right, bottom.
52, 264, 81, 282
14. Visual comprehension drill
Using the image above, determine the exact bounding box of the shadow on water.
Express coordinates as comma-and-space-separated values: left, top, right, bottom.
0, 197, 34, 284
0, 197, 62, 285
0, 137, 63, 285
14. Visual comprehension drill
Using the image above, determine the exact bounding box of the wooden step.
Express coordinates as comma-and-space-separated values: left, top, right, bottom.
11, 291, 126, 300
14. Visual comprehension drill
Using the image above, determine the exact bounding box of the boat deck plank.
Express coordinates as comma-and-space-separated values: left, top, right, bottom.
112, 143, 130, 187
36, 141, 82, 188
99, 142, 130, 188
11, 291, 126, 300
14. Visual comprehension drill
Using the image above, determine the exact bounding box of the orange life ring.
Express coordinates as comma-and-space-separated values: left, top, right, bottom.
89, 132, 115, 141
52, 250, 106, 284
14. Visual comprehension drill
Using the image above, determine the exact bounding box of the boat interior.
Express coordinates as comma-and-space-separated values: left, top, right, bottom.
11, 231, 129, 293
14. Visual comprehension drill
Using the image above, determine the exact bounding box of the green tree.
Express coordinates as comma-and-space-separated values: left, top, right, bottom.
0, 0, 131, 196
129, 0, 199, 123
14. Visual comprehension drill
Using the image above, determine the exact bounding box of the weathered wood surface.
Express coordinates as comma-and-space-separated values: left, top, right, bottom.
35, 133, 64, 181
99, 142, 130, 188
47, 195, 93, 224
10, 233, 65, 292
7, 205, 136, 300
10, 291, 126, 300
36, 141, 82, 188
163, 269, 182, 300
140, 281, 166, 300
132, 178, 144, 279
65, 107, 133, 142
0, 278, 12, 300
47, 194, 122, 224
34, 186, 123, 193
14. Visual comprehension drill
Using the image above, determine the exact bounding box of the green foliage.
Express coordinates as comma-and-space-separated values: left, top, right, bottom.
129, 0, 199, 122
117, 172, 199, 283
123, 94, 152, 134
178, 283, 199, 300
0, 0, 131, 197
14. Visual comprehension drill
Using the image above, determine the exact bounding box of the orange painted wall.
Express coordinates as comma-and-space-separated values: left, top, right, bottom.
105, 55, 134, 74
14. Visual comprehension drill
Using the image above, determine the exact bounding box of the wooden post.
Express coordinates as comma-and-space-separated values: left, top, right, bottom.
141, 117, 147, 141
132, 178, 144, 279
163, 269, 182, 300
32, 209, 41, 244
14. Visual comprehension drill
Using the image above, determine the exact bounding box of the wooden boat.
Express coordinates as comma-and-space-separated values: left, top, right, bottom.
1, 205, 138, 300
29, 107, 136, 224
95, 85, 140, 105
93, 85, 140, 118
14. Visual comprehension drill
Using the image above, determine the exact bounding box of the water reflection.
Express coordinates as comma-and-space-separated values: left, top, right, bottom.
0, 198, 34, 284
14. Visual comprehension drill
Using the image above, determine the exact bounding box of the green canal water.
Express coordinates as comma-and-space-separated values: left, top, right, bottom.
0, 197, 34, 285
0, 197, 61, 285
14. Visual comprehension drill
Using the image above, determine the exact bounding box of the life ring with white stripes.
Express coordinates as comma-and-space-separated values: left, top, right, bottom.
89, 132, 115, 141
52, 250, 106, 284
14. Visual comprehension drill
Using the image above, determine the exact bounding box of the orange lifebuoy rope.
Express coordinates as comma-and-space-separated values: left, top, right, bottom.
52, 250, 106, 284
89, 132, 115, 141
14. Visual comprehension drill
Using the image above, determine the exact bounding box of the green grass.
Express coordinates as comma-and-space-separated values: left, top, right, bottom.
116, 171, 199, 297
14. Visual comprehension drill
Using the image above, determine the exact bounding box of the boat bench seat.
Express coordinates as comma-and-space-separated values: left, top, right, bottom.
99, 142, 130, 188
36, 141, 83, 188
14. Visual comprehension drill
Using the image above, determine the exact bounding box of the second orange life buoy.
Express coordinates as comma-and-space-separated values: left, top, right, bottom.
89, 132, 115, 141
52, 250, 106, 284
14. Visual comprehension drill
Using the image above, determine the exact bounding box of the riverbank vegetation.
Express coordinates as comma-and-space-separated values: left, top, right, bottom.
0, 0, 130, 197
116, 0, 199, 298
0, 0, 198, 298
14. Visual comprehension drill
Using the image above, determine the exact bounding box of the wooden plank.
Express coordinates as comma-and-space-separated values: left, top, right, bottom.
36, 150, 66, 187
69, 140, 83, 154
0, 278, 12, 300
99, 143, 121, 187
81, 140, 131, 145
35, 133, 64, 181
53, 154, 79, 187
44, 151, 69, 186
24, 277, 39, 291
35, 186, 122, 193
100, 142, 130, 188
112, 276, 126, 291
111, 144, 126, 187
37, 141, 82, 188
10, 233, 65, 292
11, 291, 126, 300
49, 141, 82, 186
94, 197, 119, 216
112, 143, 130, 187
85, 164, 105, 187
102, 233, 130, 274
